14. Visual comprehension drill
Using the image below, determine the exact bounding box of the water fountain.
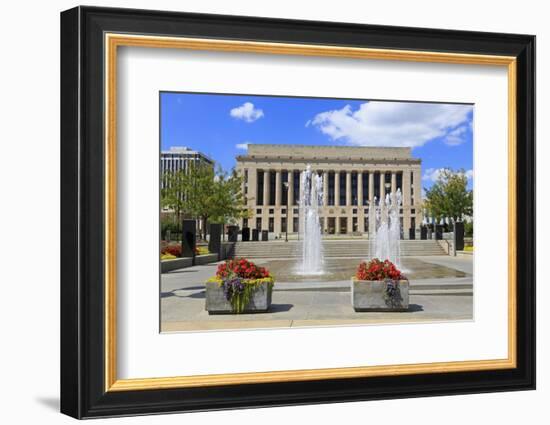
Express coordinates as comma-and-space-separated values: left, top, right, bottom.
371, 189, 403, 268
297, 165, 324, 275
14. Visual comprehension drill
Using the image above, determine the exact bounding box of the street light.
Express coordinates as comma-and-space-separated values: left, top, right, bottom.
283, 181, 289, 242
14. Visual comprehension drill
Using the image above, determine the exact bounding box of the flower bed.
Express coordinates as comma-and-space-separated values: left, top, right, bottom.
205, 259, 274, 314
161, 244, 182, 258
351, 259, 409, 312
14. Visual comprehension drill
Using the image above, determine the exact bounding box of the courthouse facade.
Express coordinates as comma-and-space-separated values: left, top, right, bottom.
236, 144, 422, 236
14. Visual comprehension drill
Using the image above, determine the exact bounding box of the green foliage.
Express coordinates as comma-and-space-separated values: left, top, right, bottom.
160, 218, 180, 239
424, 168, 473, 221
464, 220, 474, 237
206, 276, 275, 286
160, 163, 248, 239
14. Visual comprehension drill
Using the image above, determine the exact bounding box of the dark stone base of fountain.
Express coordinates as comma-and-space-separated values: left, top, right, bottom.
351, 279, 409, 311
205, 281, 272, 314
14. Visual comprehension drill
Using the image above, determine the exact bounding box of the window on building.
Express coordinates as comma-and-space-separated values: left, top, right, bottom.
351, 171, 358, 205
362, 172, 369, 205
242, 218, 248, 228
352, 217, 358, 232
256, 217, 262, 230
293, 217, 299, 233
385, 172, 392, 188
281, 209, 286, 215
293, 170, 300, 205
293, 208, 299, 215
256, 208, 262, 214
257, 171, 264, 205
269, 209, 274, 214
339, 171, 347, 206
282, 171, 289, 206
364, 217, 369, 233
244, 169, 248, 183
352, 209, 357, 215
374, 171, 380, 200
281, 217, 287, 233
268, 217, 274, 232
396, 171, 403, 192
328, 171, 335, 206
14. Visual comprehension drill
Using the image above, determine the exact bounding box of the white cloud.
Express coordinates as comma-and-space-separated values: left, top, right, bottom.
445, 125, 469, 146
309, 101, 472, 147
235, 143, 249, 150
230, 102, 264, 123
423, 168, 474, 183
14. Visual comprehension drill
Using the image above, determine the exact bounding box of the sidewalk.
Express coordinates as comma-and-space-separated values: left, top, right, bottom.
161, 256, 474, 332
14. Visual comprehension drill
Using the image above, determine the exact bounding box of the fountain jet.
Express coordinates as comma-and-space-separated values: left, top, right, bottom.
297, 166, 324, 275
371, 189, 402, 268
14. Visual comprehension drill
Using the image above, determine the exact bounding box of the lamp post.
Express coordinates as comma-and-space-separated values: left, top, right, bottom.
283, 181, 289, 242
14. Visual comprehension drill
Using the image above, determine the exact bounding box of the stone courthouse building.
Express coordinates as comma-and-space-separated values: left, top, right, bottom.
236, 144, 422, 236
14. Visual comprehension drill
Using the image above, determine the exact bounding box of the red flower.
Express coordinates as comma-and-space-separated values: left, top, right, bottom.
355, 258, 404, 281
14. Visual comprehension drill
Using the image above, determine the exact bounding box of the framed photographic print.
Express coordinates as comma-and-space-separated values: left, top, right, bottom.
60, 6, 535, 419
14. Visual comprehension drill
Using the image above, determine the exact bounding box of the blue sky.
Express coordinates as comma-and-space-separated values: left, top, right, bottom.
160, 92, 473, 190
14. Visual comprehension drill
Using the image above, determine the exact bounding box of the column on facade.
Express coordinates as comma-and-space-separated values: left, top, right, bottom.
357, 171, 364, 233
357, 171, 363, 206
391, 171, 397, 195
402, 167, 411, 232
275, 170, 282, 206
263, 170, 270, 206
334, 171, 340, 207
248, 167, 257, 206
287, 169, 294, 207
346, 171, 352, 206
379, 171, 386, 201
323, 170, 329, 206
369, 171, 374, 203
287, 170, 294, 233
413, 167, 422, 226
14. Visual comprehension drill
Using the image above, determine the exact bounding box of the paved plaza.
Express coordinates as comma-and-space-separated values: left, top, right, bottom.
160, 255, 473, 332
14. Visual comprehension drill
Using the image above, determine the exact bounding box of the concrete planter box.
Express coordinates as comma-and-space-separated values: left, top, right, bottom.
351, 279, 409, 312
205, 281, 273, 314
160, 257, 192, 273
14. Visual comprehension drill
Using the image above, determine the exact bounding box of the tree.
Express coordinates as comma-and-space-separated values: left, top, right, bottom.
161, 162, 248, 240
160, 169, 190, 227
424, 168, 473, 221
209, 168, 249, 229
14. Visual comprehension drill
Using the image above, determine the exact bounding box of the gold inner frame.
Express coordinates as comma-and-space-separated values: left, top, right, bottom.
104, 33, 517, 392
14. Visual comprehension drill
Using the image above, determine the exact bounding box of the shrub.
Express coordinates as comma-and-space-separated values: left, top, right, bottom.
464, 221, 474, 237
161, 244, 182, 257
355, 258, 404, 281
195, 246, 210, 255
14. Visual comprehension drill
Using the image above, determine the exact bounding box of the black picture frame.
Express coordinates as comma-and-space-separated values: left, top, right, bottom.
60, 5, 535, 419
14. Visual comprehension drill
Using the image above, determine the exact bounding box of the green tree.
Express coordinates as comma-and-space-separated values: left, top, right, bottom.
160, 169, 190, 227
424, 168, 473, 221
209, 168, 250, 228
161, 163, 248, 240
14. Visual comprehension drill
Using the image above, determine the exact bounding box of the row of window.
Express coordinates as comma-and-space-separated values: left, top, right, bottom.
249, 170, 416, 206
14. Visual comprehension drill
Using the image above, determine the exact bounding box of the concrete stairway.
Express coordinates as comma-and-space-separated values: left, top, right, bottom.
231, 239, 447, 259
